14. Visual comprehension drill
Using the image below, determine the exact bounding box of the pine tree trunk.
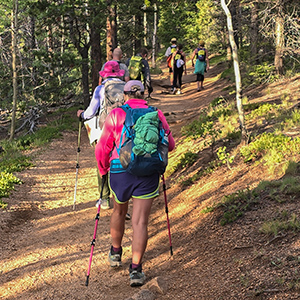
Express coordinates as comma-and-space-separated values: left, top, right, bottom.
10, 0, 18, 140
106, 4, 117, 61
250, 1, 258, 64
91, 24, 102, 91
81, 46, 90, 108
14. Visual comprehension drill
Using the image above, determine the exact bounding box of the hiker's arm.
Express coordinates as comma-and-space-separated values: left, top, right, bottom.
122, 63, 130, 82
98, 63, 105, 85
165, 47, 171, 58
95, 113, 116, 176
205, 49, 210, 70
143, 60, 152, 91
158, 110, 175, 151
172, 52, 176, 72
191, 50, 196, 67
81, 86, 101, 120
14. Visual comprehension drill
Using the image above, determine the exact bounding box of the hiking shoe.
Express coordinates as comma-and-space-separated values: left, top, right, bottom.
176, 89, 182, 95
172, 88, 177, 94
108, 246, 122, 267
129, 264, 146, 287
95, 198, 110, 210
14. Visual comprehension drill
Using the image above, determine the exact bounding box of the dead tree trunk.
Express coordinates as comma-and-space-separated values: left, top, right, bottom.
221, 0, 248, 144
152, 3, 157, 68
274, 0, 284, 75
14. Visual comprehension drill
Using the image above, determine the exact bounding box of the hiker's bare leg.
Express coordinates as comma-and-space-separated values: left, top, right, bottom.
131, 197, 154, 265
110, 197, 128, 248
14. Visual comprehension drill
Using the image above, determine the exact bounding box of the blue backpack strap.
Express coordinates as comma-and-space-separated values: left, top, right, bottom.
116, 104, 132, 156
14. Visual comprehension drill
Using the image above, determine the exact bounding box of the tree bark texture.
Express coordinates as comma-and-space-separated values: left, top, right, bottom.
250, 1, 258, 64
274, 0, 284, 75
152, 4, 157, 69
10, 0, 18, 140
91, 24, 102, 92
106, 4, 117, 61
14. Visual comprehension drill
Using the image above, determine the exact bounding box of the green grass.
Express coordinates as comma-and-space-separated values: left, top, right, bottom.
260, 213, 300, 236
175, 151, 198, 170
0, 172, 22, 207
210, 171, 300, 225
240, 132, 300, 173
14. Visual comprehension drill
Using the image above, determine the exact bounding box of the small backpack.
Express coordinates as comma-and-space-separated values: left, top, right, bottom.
111, 104, 169, 176
98, 80, 126, 128
197, 47, 206, 61
167, 45, 177, 68
128, 56, 143, 80
174, 51, 185, 68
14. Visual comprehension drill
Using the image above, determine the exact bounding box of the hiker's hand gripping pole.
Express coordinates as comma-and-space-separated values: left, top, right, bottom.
162, 174, 173, 256
73, 121, 83, 210
85, 174, 107, 286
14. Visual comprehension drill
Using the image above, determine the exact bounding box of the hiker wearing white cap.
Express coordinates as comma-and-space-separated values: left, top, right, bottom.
165, 38, 177, 89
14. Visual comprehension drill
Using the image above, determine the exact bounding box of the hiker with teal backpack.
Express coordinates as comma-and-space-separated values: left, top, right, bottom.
95, 80, 175, 287
191, 40, 210, 92
171, 44, 186, 95
165, 37, 177, 91
126, 48, 153, 98
77, 61, 126, 211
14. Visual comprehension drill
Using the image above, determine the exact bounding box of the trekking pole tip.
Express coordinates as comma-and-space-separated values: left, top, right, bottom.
85, 275, 89, 286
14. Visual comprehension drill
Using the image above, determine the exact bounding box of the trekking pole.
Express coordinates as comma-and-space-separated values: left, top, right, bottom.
162, 174, 173, 256
85, 174, 107, 286
73, 121, 82, 210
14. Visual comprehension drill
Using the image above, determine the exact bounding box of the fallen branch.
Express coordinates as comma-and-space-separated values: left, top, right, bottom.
233, 245, 253, 250
15, 107, 42, 135
265, 233, 287, 246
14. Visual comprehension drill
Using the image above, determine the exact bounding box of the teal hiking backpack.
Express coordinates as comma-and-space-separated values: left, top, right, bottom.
128, 56, 144, 81
110, 104, 169, 176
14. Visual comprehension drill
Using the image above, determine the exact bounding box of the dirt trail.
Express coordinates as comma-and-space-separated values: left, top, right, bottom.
0, 63, 220, 300
1, 63, 299, 300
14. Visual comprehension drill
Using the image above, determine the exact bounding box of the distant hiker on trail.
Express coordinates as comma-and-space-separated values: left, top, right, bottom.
165, 37, 177, 91
171, 44, 186, 95
95, 80, 175, 287
126, 48, 153, 98
99, 48, 130, 85
191, 40, 210, 92
77, 61, 126, 210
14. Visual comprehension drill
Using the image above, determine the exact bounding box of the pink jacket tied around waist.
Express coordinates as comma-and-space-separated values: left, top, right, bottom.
95, 98, 175, 176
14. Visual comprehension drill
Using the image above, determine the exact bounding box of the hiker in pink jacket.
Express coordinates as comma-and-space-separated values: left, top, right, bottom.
95, 80, 175, 287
